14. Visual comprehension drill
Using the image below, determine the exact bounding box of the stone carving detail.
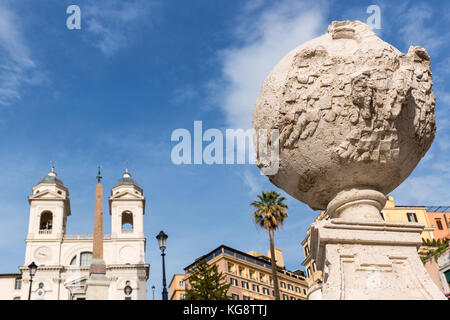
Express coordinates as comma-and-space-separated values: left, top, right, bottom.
274, 23, 435, 164
253, 20, 436, 210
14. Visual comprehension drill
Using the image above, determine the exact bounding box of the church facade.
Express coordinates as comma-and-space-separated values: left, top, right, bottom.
0, 168, 149, 300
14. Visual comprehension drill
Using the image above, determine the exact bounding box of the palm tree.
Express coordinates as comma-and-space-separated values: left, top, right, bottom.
250, 190, 288, 300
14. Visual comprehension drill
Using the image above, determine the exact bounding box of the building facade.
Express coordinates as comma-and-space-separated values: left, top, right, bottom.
426, 207, 450, 241
423, 247, 450, 297
0, 168, 149, 300
170, 245, 309, 300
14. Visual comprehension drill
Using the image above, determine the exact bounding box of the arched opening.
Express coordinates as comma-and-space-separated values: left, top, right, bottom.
121, 211, 134, 233
39, 211, 53, 234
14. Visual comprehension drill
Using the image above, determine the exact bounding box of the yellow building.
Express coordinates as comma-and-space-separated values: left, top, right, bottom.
301, 196, 436, 284
382, 196, 434, 242
169, 245, 309, 300
168, 274, 186, 300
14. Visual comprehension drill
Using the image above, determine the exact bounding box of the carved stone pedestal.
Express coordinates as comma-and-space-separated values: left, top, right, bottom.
86, 259, 110, 300
310, 189, 446, 300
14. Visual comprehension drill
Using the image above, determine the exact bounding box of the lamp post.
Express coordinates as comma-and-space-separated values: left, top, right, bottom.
152, 285, 155, 300
28, 262, 37, 300
156, 230, 168, 300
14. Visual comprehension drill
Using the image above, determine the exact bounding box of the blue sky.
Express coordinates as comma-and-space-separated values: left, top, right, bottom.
0, 0, 449, 299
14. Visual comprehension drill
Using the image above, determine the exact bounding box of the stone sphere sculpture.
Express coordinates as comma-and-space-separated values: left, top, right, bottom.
253, 20, 436, 212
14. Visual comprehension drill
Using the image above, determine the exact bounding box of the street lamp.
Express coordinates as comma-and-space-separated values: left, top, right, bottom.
28, 261, 37, 300
156, 230, 168, 300
152, 285, 155, 300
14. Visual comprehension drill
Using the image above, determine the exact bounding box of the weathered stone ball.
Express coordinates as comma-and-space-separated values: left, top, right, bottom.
252, 20, 436, 210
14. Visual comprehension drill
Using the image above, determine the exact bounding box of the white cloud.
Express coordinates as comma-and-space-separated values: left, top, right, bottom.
242, 169, 263, 195
84, 0, 152, 56
217, 0, 328, 129
0, 3, 37, 106
397, 3, 448, 54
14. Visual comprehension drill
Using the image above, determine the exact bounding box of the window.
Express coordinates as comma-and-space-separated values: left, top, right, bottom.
272, 290, 275, 297
304, 244, 310, 256
224, 249, 235, 256
39, 211, 53, 232
231, 294, 239, 300
295, 287, 300, 293
14, 278, 21, 290
179, 281, 184, 288
283, 294, 289, 300
303, 289, 307, 295
287, 284, 293, 291
307, 267, 312, 278
290, 297, 296, 300
236, 253, 246, 260
80, 252, 93, 266
280, 281, 286, 289
407, 212, 418, 222
70, 256, 77, 266
252, 284, 259, 293
121, 211, 133, 232
312, 262, 317, 272
124, 297, 132, 300
228, 263, 234, 273
436, 219, 443, 230
241, 281, 249, 289
239, 267, 244, 277
180, 293, 186, 299
249, 270, 255, 280
230, 278, 238, 286
243, 295, 251, 300
260, 274, 265, 283
262, 288, 270, 295
13, 297, 21, 300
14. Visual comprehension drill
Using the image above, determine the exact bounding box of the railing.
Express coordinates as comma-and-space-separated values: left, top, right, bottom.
121, 229, 134, 233
39, 230, 52, 234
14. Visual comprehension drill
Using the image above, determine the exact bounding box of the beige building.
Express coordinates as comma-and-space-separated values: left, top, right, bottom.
301, 210, 328, 285
0, 168, 149, 300
170, 245, 308, 300
169, 274, 187, 300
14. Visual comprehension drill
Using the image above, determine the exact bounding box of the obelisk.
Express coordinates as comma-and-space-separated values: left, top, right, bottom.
86, 166, 110, 300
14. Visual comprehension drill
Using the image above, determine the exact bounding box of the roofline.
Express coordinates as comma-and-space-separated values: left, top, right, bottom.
184, 244, 283, 272
168, 273, 185, 288
0, 273, 21, 278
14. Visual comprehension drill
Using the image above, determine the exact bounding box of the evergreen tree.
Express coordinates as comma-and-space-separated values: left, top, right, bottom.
184, 259, 231, 300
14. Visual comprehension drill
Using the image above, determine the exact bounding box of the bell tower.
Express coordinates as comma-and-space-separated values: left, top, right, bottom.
109, 169, 145, 239
27, 167, 71, 240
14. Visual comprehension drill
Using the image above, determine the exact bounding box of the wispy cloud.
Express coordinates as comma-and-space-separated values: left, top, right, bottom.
170, 86, 197, 105
0, 3, 38, 106
395, 2, 448, 54
216, 0, 328, 129
84, 0, 153, 56
242, 169, 263, 195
